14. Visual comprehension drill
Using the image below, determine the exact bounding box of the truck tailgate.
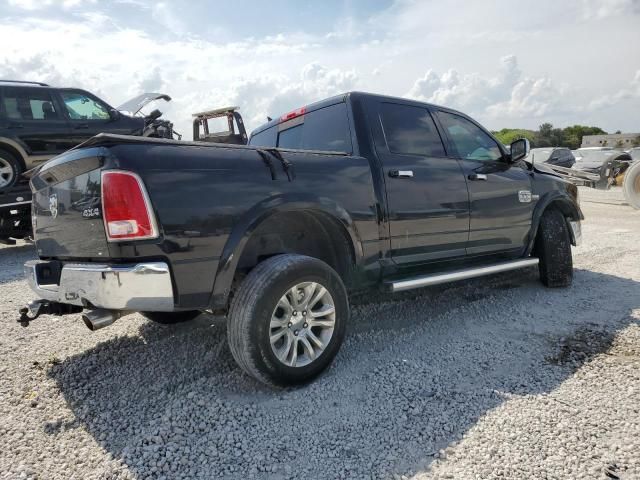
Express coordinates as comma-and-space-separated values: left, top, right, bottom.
31, 148, 109, 259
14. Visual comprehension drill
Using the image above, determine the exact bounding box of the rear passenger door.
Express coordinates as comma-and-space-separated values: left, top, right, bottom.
0, 87, 71, 161
435, 110, 533, 256
372, 101, 470, 265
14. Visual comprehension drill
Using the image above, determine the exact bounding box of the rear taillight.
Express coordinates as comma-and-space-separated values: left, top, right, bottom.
101, 170, 158, 242
280, 106, 306, 122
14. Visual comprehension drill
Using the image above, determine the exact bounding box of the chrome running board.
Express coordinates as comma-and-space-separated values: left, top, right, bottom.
386, 258, 539, 293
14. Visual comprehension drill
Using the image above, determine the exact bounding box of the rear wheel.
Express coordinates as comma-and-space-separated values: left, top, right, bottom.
141, 310, 201, 324
227, 254, 348, 387
534, 208, 573, 287
0, 149, 22, 189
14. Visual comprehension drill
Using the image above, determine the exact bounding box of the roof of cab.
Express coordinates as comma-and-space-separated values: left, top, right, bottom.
0, 80, 50, 88
249, 90, 467, 137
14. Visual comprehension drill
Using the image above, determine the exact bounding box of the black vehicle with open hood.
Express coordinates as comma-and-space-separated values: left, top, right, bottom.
0, 81, 178, 242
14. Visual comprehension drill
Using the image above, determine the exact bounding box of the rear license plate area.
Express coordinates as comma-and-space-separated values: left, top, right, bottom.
35, 260, 63, 286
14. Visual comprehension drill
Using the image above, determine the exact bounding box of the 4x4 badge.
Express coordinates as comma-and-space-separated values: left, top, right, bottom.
49, 194, 58, 219
518, 190, 532, 203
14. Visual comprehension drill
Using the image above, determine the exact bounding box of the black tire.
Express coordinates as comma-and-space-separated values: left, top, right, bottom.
623, 161, 640, 210
227, 254, 349, 387
0, 148, 22, 190
534, 208, 573, 287
141, 310, 201, 324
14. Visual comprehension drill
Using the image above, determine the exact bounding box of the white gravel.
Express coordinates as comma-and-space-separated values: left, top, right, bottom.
0, 186, 639, 480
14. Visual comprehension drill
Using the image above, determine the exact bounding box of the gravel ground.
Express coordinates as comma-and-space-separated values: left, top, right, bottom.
0, 186, 639, 480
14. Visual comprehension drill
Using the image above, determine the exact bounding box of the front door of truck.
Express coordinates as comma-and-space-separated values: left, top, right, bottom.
434, 110, 533, 256
370, 100, 470, 265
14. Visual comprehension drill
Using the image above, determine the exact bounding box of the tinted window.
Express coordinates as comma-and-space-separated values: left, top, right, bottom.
60, 91, 110, 120
379, 103, 445, 156
2, 88, 59, 121
275, 103, 352, 152
249, 125, 277, 147
278, 124, 303, 149
438, 111, 502, 162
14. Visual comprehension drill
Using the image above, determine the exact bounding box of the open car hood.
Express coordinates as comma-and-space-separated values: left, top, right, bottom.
117, 93, 172, 116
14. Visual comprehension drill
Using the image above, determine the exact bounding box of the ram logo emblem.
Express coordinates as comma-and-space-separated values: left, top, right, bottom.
49, 193, 58, 219
518, 190, 532, 203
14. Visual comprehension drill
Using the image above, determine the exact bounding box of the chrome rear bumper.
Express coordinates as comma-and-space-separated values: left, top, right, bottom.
24, 260, 175, 311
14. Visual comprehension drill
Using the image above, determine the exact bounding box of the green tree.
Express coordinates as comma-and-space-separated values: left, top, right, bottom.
492, 124, 608, 150
561, 125, 608, 149
493, 128, 537, 146
536, 123, 563, 147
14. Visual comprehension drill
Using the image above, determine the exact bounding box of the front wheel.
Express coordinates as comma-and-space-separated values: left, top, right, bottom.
0, 149, 22, 190
227, 254, 348, 387
534, 208, 573, 287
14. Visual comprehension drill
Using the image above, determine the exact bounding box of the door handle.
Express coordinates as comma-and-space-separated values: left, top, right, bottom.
468, 173, 487, 181
389, 170, 414, 178
74, 123, 89, 129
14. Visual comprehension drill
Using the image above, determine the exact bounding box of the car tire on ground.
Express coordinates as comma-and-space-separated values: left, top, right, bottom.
534, 208, 573, 288
227, 254, 348, 387
623, 161, 640, 210
141, 310, 201, 324
0, 149, 22, 190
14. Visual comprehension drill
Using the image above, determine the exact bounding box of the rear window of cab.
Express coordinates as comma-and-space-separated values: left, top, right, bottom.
250, 102, 352, 153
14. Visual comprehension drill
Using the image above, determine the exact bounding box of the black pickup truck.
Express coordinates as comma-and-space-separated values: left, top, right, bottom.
22, 92, 582, 386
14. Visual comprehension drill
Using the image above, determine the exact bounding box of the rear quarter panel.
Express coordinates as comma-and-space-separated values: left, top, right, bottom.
105, 142, 380, 309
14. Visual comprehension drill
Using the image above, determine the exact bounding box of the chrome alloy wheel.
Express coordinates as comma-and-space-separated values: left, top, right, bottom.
0, 157, 14, 189
269, 282, 336, 367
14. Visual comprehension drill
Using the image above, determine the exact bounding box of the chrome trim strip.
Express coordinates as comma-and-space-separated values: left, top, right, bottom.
387, 258, 540, 293
0, 200, 31, 207
25, 260, 174, 311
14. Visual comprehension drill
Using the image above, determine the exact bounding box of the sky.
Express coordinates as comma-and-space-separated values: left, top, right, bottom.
1, 0, 639, 139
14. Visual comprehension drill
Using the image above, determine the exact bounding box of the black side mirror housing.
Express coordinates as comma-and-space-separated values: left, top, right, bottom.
510, 138, 530, 162
109, 108, 120, 121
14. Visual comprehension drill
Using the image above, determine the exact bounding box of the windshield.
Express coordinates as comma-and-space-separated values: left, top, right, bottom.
60, 92, 111, 120
529, 149, 553, 162
576, 149, 612, 161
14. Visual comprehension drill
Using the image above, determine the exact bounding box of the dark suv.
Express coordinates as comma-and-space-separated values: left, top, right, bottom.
0, 80, 173, 189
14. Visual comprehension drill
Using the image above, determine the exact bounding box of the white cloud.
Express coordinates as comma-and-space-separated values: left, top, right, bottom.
1, 0, 639, 134
7, 0, 95, 10
588, 70, 640, 110
407, 56, 551, 117
174, 63, 360, 134
580, 0, 640, 19
150, 2, 186, 36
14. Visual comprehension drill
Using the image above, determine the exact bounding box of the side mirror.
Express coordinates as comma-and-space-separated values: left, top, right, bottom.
510, 138, 530, 162
109, 108, 120, 121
